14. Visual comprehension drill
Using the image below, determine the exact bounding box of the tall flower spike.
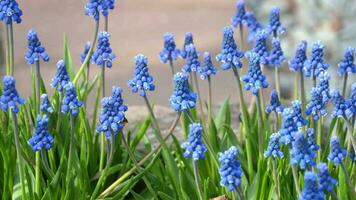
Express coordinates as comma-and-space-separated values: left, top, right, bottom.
291, 100, 308, 127
338, 47, 356, 75
306, 128, 319, 152
51, 60, 70, 92
316, 163, 337, 192
182, 44, 200, 73
318, 71, 331, 104
80, 41, 91, 64
180, 32, 194, 59
0, 76, 25, 113
97, 86, 128, 138
346, 83, 356, 117
328, 136, 347, 165
231, 0, 247, 28
245, 11, 263, 43
252, 29, 269, 65
61, 82, 83, 117
181, 123, 207, 161
241, 51, 268, 95
199, 52, 217, 80
218, 146, 243, 191
40, 94, 53, 114
264, 132, 283, 158
0, 0, 23, 24
290, 131, 318, 170
267, 7, 285, 37
159, 32, 180, 63
128, 54, 155, 97
305, 87, 327, 121
28, 115, 54, 151
303, 41, 329, 78
169, 72, 197, 112
91, 31, 116, 68
269, 38, 285, 66
216, 26, 244, 71
299, 171, 325, 200
330, 89, 352, 118
265, 89, 284, 114
85, 0, 116, 21
289, 41, 307, 72
25, 30, 50, 65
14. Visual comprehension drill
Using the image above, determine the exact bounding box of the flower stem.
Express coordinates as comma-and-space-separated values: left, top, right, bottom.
275, 67, 281, 97
294, 72, 299, 100
5, 23, 14, 75
193, 72, 206, 127
299, 69, 306, 113
207, 76, 213, 121
192, 161, 203, 200
35, 60, 41, 114
344, 118, 356, 155
291, 165, 300, 196
317, 116, 323, 161
99, 65, 106, 170
66, 115, 75, 182
104, 16, 108, 32
239, 25, 244, 51
256, 92, 264, 155
143, 95, 166, 145
35, 152, 41, 197
237, 187, 245, 200
340, 162, 356, 198
272, 159, 280, 200
84, 62, 90, 107
169, 58, 175, 76
342, 73, 348, 98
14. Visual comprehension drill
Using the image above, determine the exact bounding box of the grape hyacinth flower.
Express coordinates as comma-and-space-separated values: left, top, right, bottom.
40, 94, 53, 114
169, 72, 197, 112
182, 44, 200, 73
338, 47, 356, 75
85, 0, 116, 21
0, 0, 23, 24
28, 115, 54, 151
318, 71, 331, 104
181, 123, 207, 161
25, 30, 50, 65
241, 51, 268, 95
218, 146, 243, 191
61, 82, 83, 117
290, 131, 318, 170
245, 12, 263, 43
97, 86, 128, 138
264, 132, 283, 158
299, 171, 325, 200
231, 0, 247, 28
265, 89, 284, 114
292, 101, 308, 127
252, 29, 269, 65
159, 32, 180, 63
216, 26, 244, 70
316, 163, 337, 192
180, 32, 193, 59
128, 54, 155, 97
303, 41, 329, 78
267, 7, 286, 37
80, 41, 91, 64
346, 83, 356, 116
269, 38, 285, 66
305, 87, 327, 121
330, 89, 352, 118
306, 128, 319, 152
91, 31, 116, 68
51, 60, 70, 92
199, 52, 217, 80
289, 41, 307, 72
328, 136, 347, 165
0, 76, 25, 113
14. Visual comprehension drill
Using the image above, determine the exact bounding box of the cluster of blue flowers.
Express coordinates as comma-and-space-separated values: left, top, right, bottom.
97, 86, 128, 138
169, 73, 197, 112
51, 60, 70, 92
61, 82, 83, 117
316, 163, 337, 192
328, 136, 347, 165
0, 76, 25, 113
159, 32, 180, 64
289, 41, 307, 72
91, 31, 116, 68
299, 172, 325, 200
182, 44, 200, 73
0, 0, 22, 24
330, 89, 352, 118
85, 0, 116, 21
267, 7, 285, 37
25, 30, 50, 65
252, 30, 269, 65
231, 0, 247, 28
290, 131, 318, 170
218, 146, 243, 191
264, 132, 283, 158
265, 89, 284, 114
128, 54, 155, 97
40, 94, 53, 114
199, 52, 217, 80
81, 41, 91, 64
245, 12, 263, 43
268, 38, 285, 66
303, 41, 329, 78
181, 123, 207, 161
180, 32, 194, 59
338, 47, 356, 75
28, 115, 54, 151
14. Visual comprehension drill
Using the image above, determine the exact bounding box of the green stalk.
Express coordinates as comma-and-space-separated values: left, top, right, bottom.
272, 159, 280, 200
35, 60, 41, 114
207, 76, 213, 122
104, 16, 108, 31
35, 152, 41, 197
256, 92, 264, 155
193, 72, 206, 127
192, 161, 203, 200
239, 25, 244, 50
299, 69, 306, 113
344, 118, 356, 154
169, 58, 175, 76
340, 162, 356, 199
99, 65, 106, 170
342, 73, 348, 98
237, 187, 245, 200
317, 116, 323, 161
5, 23, 14, 75
143, 95, 166, 145
66, 115, 76, 183
275, 67, 281, 97
294, 72, 299, 100
291, 165, 300, 196
84, 61, 90, 107
9, 23, 14, 75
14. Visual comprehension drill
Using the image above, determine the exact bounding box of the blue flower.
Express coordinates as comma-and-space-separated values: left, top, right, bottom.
346, 83, 356, 117
28, 115, 54, 152
85, 0, 116, 21
231, 0, 247, 28
290, 131, 318, 170
0, 0, 22, 24
180, 32, 193, 59
199, 52, 217, 80
267, 7, 285, 37
181, 123, 207, 161
128, 54, 155, 97
292, 100, 308, 127
80, 41, 91, 64
25, 30, 50, 65
299, 171, 325, 200
218, 146, 243, 191
305, 87, 327, 121
318, 71, 331, 104
91, 31, 116, 68
159, 32, 180, 63
182, 44, 200, 73
61, 82, 83, 117
268, 38, 285, 66
328, 136, 347, 166
216, 26, 244, 70
169, 72, 197, 112
252, 30, 269, 65
97, 86, 128, 138
245, 11, 263, 43
265, 89, 284, 114
330, 89, 352, 118
306, 128, 319, 152
51, 60, 70, 92
40, 94, 53, 114
338, 47, 356, 75
264, 132, 283, 158
303, 41, 328, 77
316, 162, 337, 192
289, 41, 307, 72
0, 76, 25, 113
241, 51, 268, 95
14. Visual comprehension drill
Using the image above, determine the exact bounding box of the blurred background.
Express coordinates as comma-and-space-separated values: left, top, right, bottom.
0, 0, 356, 108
